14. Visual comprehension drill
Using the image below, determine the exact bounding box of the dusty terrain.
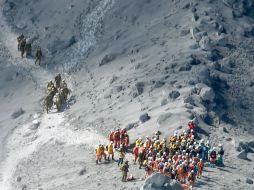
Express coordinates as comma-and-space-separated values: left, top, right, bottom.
0, 0, 253, 190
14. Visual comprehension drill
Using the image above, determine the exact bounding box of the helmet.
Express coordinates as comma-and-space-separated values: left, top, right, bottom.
139, 137, 142, 140
146, 136, 149, 139
213, 147, 216, 150
191, 170, 194, 173
218, 144, 222, 147
110, 141, 113, 144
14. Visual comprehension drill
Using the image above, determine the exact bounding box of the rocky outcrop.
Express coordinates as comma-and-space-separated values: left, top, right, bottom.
141, 173, 183, 190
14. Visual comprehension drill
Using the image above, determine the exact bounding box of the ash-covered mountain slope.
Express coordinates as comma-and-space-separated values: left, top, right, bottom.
0, 0, 254, 190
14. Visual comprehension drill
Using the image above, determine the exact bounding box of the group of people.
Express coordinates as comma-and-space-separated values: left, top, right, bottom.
130, 120, 224, 189
44, 74, 70, 113
95, 120, 225, 188
108, 129, 130, 149
17, 34, 42, 65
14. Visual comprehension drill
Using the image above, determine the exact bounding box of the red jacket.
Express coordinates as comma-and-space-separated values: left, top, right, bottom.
108, 132, 114, 141
188, 122, 195, 130
133, 147, 139, 156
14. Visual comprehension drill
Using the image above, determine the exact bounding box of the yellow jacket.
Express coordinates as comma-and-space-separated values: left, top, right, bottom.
108, 144, 114, 154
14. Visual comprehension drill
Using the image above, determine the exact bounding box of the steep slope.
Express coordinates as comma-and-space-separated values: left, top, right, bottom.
0, 0, 254, 190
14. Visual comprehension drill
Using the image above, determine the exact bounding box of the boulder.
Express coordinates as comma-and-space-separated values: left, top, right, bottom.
248, 140, 254, 149
17, 176, 22, 182
142, 173, 183, 190
125, 122, 139, 131
178, 63, 192, 71
142, 172, 170, 189
169, 91, 180, 100
246, 178, 253, 184
237, 150, 247, 160
199, 36, 213, 51
184, 96, 195, 106
154, 81, 165, 88
29, 120, 40, 130
135, 82, 145, 95
189, 56, 201, 65
79, 167, 87, 176
180, 29, 190, 36
139, 113, 150, 123
161, 98, 168, 106
99, 53, 117, 66
157, 113, 172, 124
115, 85, 123, 92
199, 86, 215, 102
109, 75, 118, 84
11, 108, 24, 119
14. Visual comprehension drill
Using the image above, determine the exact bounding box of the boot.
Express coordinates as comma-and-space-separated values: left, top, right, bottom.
96, 160, 98, 164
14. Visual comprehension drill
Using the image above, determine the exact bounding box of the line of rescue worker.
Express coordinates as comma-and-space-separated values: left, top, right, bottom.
17, 34, 42, 65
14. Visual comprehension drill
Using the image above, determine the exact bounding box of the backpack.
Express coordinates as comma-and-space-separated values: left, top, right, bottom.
211, 151, 216, 158
159, 163, 164, 170
145, 166, 150, 172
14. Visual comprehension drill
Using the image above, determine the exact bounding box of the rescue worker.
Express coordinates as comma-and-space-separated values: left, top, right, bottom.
99, 144, 107, 161
197, 159, 204, 178
217, 144, 224, 166
107, 141, 114, 161
20, 38, 26, 58
17, 34, 24, 51
44, 92, 54, 113
145, 136, 152, 148
55, 93, 64, 112
138, 147, 145, 169
60, 80, 68, 89
118, 145, 125, 166
124, 132, 129, 148
55, 73, 62, 90
25, 41, 32, 57
188, 120, 196, 131
113, 129, 121, 148
188, 170, 196, 189
135, 137, 142, 147
132, 146, 139, 164
35, 48, 42, 65
108, 131, 114, 142
61, 87, 70, 102
120, 161, 129, 182
210, 147, 217, 168
95, 144, 102, 164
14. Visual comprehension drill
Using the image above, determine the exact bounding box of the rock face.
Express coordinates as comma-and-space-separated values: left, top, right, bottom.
199, 86, 215, 102
237, 150, 247, 160
169, 91, 180, 100
139, 113, 150, 123
246, 178, 253, 184
142, 172, 183, 190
